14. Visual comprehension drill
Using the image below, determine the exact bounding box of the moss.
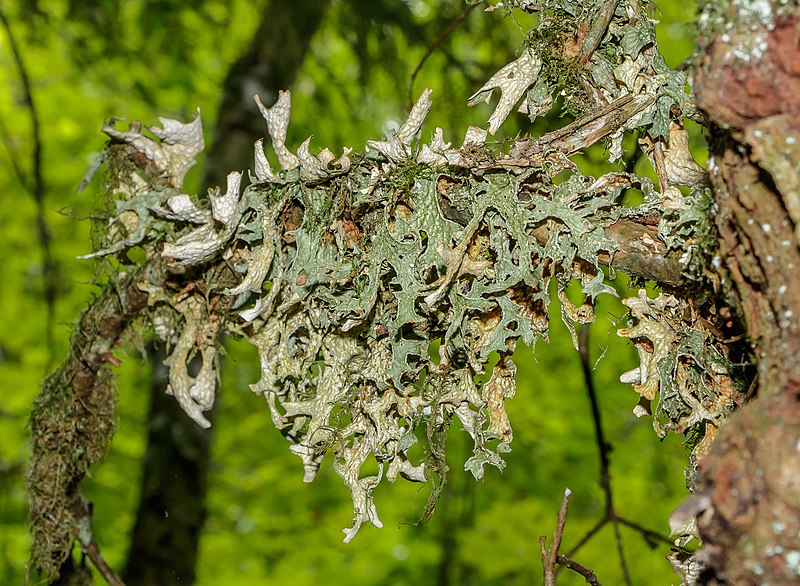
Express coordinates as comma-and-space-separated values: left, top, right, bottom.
27, 339, 117, 580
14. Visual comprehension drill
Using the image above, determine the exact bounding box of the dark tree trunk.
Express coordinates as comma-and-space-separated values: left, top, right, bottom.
691, 7, 800, 584
122, 346, 212, 585
123, 2, 330, 583
203, 0, 331, 190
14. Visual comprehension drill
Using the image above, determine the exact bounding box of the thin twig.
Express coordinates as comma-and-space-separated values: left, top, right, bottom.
83, 537, 126, 586
0, 6, 57, 368
75, 496, 127, 586
556, 554, 602, 586
612, 514, 631, 585
564, 515, 607, 559
578, 326, 612, 505
407, 3, 479, 109
551, 488, 571, 563
617, 517, 678, 549
542, 488, 572, 586
577, 324, 631, 585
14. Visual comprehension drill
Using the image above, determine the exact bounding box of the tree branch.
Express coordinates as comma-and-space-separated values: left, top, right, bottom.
27, 271, 148, 581
541, 489, 603, 585
541, 488, 572, 586
0, 5, 58, 368
556, 554, 601, 586
73, 495, 126, 586
561, 325, 682, 584
576, 0, 618, 68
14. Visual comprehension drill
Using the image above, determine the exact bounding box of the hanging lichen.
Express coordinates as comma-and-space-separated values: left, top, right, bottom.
51, 0, 744, 552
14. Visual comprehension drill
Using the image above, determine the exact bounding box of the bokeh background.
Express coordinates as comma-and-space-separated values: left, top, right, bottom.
1, 1, 701, 583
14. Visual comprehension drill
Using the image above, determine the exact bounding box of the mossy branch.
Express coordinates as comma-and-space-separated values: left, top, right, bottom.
27, 271, 148, 580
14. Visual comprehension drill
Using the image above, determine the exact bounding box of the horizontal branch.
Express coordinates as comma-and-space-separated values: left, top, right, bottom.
509, 94, 655, 161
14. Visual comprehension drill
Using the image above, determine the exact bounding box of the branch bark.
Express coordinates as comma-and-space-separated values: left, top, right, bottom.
27, 272, 148, 581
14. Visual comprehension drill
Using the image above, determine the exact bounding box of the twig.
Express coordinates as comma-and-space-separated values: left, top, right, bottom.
556, 555, 601, 586
407, 3, 479, 109
74, 495, 127, 586
617, 517, 678, 549
508, 93, 655, 160
0, 6, 57, 368
576, 0, 619, 68
612, 514, 631, 584
541, 488, 572, 586
576, 324, 631, 585
564, 515, 606, 558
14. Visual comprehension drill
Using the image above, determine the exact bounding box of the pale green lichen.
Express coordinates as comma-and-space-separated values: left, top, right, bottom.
82, 0, 738, 543
618, 290, 743, 460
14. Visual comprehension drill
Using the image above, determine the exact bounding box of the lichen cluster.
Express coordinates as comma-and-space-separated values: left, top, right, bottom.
82, 0, 739, 542
618, 290, 743, 458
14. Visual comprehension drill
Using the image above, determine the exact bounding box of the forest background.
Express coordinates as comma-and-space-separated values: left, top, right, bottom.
0, 1, 702, 583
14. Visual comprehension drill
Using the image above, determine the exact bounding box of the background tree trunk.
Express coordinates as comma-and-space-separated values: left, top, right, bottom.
692, 8, 800, 584
122, 2, 329, 583
202, 0, 330, 190
122, 346, 211, 584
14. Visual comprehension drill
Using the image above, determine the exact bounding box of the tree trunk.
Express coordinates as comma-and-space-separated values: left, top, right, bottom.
203, 0, 331, 190
122, 346, 212, 585
691, 7, 800, 584
123, 2, 330, 583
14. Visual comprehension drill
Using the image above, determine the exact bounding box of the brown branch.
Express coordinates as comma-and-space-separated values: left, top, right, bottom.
407, 3, 479, 110
556, 554, 601, 586
508, 93, 655, 161
541, 489, 604, 585
27, 271, 149, 581
528, 216, 687, 289
541, 488, 572, 586
576, 0, 618, 68
83, 538, 126, 586
0, 6, 57, 368
73, 495, 126, 586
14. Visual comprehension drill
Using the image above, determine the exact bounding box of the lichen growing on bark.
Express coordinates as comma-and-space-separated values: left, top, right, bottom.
30, 0, 748, 571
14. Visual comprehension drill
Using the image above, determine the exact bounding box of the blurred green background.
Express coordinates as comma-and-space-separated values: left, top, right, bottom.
0, 1, 700, 583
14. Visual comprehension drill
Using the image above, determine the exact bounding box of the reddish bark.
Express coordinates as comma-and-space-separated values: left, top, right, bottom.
691, 9, 800, 584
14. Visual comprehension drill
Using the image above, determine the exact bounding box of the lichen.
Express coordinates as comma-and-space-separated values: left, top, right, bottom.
617, 290, 744, 462
75, 0, 737, 544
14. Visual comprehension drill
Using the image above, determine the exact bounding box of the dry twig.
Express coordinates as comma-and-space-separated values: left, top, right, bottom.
540, 488, 601, 586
